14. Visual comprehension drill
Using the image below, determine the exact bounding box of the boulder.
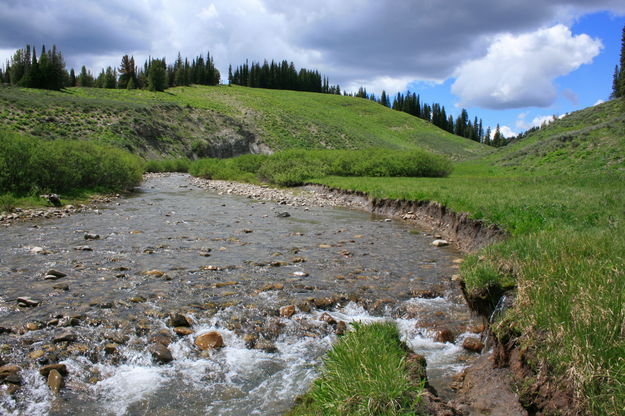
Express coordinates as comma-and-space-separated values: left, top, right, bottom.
39, 364, 68, 377
432, 239, 449, 247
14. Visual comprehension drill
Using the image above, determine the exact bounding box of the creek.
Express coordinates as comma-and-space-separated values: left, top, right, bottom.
0, 174, 481, 415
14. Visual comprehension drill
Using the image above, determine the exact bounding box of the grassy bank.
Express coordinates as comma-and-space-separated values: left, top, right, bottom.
288, 322, 425, 416
188, 148, 452, 186
0, 129, 143, 209
310, 116, 625, 416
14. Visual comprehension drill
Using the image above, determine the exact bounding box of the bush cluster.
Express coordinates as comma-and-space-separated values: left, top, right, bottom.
0, 130, 143, 195
144, 158, 191, 173
189, 148, 452, 186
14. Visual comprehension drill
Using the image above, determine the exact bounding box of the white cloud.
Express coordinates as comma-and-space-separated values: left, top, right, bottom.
492, 125, 518, 138
594, 99, 605, 106
516, 113, 557, 130
451, 24, 602, 109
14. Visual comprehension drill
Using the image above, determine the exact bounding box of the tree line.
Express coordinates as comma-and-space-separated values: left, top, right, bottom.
1, 45, 219, 92
0, 44, 505, 145
611, 24, 625, 99
351, 87, 506, 147
228, 59, 340, 94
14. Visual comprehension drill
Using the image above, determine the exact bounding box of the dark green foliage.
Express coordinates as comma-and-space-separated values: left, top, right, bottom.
230, 59, 338, 93
0, 130, 143, 195
148, 59, 167, 92
118, 55, 137, 89
190, 148, 452, 186
612, 24, 625, 99
77, 65, 95, 87
144, 158, 191, 173
6, 45, 67, 90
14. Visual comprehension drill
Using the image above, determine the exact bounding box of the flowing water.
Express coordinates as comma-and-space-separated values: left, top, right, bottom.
0, 174, 481, 415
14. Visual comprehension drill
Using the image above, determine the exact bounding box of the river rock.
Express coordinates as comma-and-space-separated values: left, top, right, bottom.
74, 245, 93, 251
17, 297, 40, 307
431, 239, 449, 247
149, 343, 173, 364
53, 331, 76, 344
104, 343, 119, 354
47, 369, 64, 393
276, 211, 290, 218
30, 246, 49, 255
0, 365, 21, 380
194, 331, 224, 350
434, 328, 455, 343
173, 327, 193, 336
39, 363, 68, 377
52, 283, 69, 291
145, 269, 165, 277
84, 233, 100, 240
336, 321, 347, 335
168, 313, 192, 328
462, 337, 485, 353
279, 305, 296, 318
319, 312, 337, 325
253, 339, 277, 353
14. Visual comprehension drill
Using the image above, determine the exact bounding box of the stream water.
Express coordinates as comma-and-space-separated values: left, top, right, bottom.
0, 174, 481, 415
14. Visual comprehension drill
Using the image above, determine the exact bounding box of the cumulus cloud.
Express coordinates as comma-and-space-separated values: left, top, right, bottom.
516, 113, 558, 130
0, 0, 623, 94
451, 25, 602, 109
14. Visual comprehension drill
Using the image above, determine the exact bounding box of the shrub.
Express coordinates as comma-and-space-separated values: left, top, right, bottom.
0, 130, 143, 195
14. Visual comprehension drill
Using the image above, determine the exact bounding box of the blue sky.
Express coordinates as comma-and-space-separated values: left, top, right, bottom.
0, 1, 624, 137
420, 11, 625, 136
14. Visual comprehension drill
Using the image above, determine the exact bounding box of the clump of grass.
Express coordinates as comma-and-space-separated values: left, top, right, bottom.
144, 158, 191, 173
0, 129, 143, 195
0, 193, 16, 213
190, 148, 452, 186
289, 322, 424, 416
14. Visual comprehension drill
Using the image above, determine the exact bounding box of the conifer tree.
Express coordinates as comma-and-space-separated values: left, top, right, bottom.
69, 68, 76, 87
148, 58, 167, 92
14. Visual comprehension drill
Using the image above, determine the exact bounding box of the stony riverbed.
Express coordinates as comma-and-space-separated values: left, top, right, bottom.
0, 174, 484, 415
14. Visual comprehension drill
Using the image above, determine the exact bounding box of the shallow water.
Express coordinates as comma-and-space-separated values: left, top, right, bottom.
0, 174, 481, 415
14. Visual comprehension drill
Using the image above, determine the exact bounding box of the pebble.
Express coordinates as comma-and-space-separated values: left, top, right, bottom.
84, 233, 100, 240
168, 313, 192, 328
173, 327, 194, 336
74, 245, 93, 251
53, 331, 76, 344
292, 271, 309, 277
432, 239, 449, 247
276, 211, 291, 218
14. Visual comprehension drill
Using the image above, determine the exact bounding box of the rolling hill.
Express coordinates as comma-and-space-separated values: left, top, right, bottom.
0, 85, 488, 160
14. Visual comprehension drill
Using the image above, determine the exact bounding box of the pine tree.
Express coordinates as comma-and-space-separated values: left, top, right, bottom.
69, 68, 76, 87
148, 58, 167, 92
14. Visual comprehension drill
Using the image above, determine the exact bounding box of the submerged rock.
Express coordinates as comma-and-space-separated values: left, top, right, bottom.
17, 297, 40, 307
168, 313, 192, 328
431, 239, 449, 247
149, 343, 173, 364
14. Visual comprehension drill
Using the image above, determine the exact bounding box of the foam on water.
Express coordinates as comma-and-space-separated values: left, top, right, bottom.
0, 370, 51, 416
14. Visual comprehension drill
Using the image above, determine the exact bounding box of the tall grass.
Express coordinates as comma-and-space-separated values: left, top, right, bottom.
189, 148, 452, 186
289, 322, 424, 416
0, 129, 143, 195
313, 168, 625, 415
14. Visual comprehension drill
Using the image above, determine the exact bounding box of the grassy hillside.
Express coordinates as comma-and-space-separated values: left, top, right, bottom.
313, 99, 625, 415
0, 85, 488, 159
